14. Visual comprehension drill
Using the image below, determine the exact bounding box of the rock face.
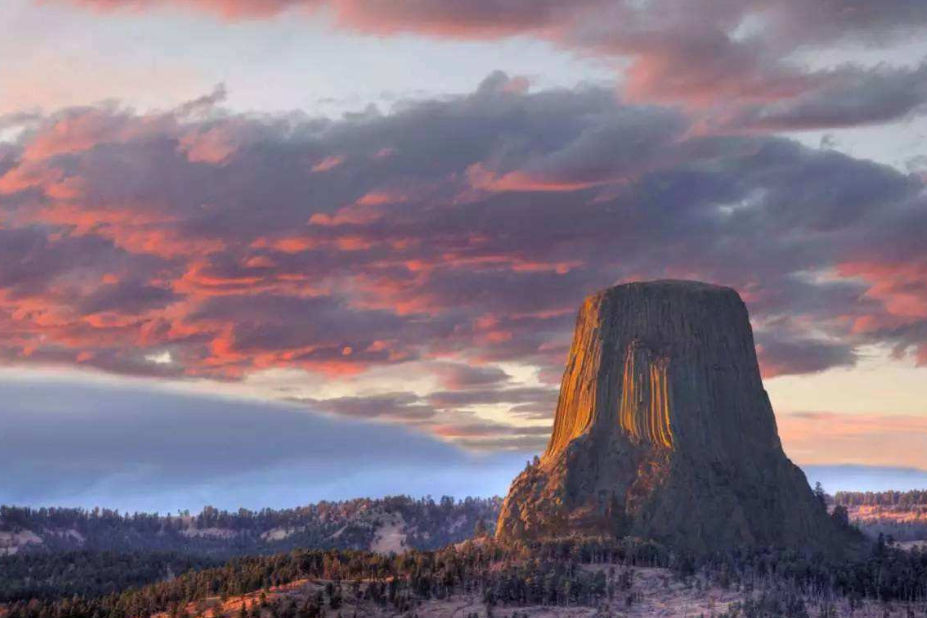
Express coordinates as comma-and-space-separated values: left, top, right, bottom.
496, 280, 856, 555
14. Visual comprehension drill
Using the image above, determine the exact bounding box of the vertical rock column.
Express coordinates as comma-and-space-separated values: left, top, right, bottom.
497, 280, 861, 556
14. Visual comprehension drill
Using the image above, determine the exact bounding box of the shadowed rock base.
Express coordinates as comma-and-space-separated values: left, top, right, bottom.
496, 280, 861, 556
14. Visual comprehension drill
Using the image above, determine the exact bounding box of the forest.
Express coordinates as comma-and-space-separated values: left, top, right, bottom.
0, 552, 220, 603
4, 493, 927, 616
3, 533, 927, 617
835, 490, 927, 508
832, 490, 927, 543
0, 496, 500, 557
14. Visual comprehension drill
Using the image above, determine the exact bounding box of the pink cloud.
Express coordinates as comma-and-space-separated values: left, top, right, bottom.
0, 77, 924, 422
466, 163, 605, 193
179, 126, 239, 164
310, 155, 344, 173
840, 261, 927, 321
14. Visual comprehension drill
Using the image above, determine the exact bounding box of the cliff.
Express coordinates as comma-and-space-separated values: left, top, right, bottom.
496, 280, 860, 555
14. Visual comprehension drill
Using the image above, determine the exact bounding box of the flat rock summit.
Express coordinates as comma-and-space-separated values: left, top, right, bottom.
497, 280, 858, 555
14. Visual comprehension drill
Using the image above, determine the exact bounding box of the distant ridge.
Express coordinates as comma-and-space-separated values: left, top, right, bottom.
0, 496, 499, 557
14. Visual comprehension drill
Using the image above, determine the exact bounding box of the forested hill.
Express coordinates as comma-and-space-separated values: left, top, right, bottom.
0, 496, 501, 558
834, 490, 927, 507
834, 490, 927, 544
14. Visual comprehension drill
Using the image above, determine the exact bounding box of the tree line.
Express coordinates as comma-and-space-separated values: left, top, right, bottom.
834, 490, 927, 508
0, 551, 220, 603
0, 496, 501, 557
0, 538, 660, 617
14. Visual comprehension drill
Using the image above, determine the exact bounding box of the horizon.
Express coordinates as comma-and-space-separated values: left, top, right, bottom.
2, 0, 927, 514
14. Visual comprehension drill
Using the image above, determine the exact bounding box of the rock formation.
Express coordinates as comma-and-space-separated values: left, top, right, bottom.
496, 280, 858, 555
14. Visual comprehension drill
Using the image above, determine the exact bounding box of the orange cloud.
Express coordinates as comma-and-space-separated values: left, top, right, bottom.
487, 173, 602, 194
466, 163, 603, 194
310, 155, 344, 173
840, 261, 927, 320
259, 236, 320, 253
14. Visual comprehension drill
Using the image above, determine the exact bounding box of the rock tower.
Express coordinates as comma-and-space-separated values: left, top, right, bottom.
496, 280, 857, 555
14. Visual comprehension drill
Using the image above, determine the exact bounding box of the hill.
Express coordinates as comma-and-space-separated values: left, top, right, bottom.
0, 496, 500, 558
835, 491, 927, 547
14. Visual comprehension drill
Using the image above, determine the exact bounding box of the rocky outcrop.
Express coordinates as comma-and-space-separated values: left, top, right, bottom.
496, 280, 859, 555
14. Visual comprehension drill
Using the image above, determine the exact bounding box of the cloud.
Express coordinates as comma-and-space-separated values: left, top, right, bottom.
731, 63, 927, 131
427, 387, 558, 411
287, 386, 555, 451
77, 280, 179, 315
431, 362, 510, 390
2, 373, 924, 511
0, 76, 925, 448
427, 417, 551, 452
0, 375, 526, 511
51, 0, 927, 132
291, 391, 436, 421
756, 334, 857, 377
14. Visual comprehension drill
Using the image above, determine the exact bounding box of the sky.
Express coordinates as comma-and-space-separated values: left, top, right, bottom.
1, 0, 927, 510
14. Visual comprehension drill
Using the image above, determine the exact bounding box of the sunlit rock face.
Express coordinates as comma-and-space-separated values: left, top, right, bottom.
497, 280, 858, 555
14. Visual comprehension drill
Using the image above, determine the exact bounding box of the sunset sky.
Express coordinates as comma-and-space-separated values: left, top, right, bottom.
2, 0, 927, 510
